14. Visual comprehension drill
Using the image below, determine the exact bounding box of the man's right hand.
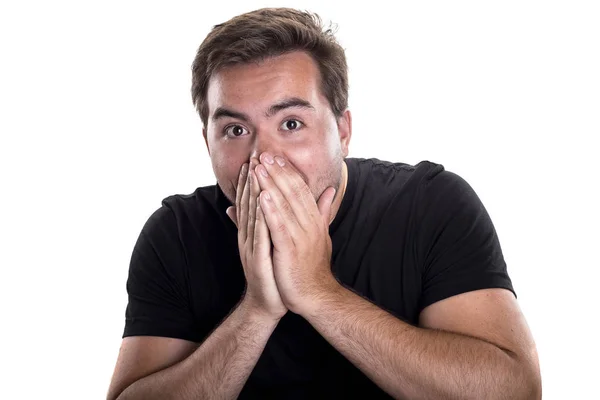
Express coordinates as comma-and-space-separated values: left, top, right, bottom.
226, 159, 288, 321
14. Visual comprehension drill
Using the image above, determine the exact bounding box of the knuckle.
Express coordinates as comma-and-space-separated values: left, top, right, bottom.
290, 182, 305, 199
276, 223, 287, 234
280, 201, 293, 216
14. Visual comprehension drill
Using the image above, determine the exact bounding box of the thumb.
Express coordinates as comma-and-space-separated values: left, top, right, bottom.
226, 206, 238, 229
317, 187, 336, 225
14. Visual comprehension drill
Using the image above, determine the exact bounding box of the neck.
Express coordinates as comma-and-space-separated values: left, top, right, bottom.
329, 160, 348, 225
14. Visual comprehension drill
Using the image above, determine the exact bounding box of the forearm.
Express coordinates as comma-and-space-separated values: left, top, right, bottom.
304, 285, 535, 400
117, 299, 280, 400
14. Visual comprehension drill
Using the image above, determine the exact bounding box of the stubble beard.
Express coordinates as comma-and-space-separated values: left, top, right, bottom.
220, 153, 344, 208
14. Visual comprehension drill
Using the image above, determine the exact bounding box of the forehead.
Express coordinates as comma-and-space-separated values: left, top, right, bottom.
206, 51, 324, 112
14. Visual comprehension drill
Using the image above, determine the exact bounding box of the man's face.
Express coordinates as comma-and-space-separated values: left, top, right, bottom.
203, 51, 351, 206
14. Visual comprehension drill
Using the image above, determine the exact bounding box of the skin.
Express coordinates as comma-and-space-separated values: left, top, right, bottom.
202, 51, 351, 227
186, 49, 544, 399
107, 50, 540, 400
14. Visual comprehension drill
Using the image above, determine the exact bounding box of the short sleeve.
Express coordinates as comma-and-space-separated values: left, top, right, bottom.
416, 166, 516, 312
122, 204, 201, 343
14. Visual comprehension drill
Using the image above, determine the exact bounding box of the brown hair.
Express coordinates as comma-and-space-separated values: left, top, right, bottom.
191, 7, 349, 128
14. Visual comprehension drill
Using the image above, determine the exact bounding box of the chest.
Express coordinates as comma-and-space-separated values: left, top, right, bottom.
331, 214, 423, 324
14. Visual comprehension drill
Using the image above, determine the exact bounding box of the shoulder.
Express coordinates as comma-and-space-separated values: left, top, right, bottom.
346, 157, 483, 226
415, 162, 486, 217
161, 185, 217, 214
347, 156, 448, 195
160, 184, 227, 225
348, 156, 442, 179
348, 156, 422, 174
139, 184, 230, 242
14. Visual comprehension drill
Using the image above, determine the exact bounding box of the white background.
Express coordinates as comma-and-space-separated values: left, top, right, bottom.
1, 1, 598, 398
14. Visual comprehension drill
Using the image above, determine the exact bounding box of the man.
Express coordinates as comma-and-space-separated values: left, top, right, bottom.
107, 7, 541, 399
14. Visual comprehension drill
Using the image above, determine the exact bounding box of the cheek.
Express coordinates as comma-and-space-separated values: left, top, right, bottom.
215, 157, 239, 178
297, 138, 337, 167
209, 151, 241, 184
211, 156, 243, 204
287, 149, 334, 185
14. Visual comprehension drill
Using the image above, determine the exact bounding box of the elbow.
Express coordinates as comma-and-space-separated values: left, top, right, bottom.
106, 391, 121, 400
492, 370, 541, 400
514, 356, 542, 400
105, 388, 118, 400
517, 381, 541, 400
524, 354, 542, 400
524, 374, 542, 400
106, 385, 129, 400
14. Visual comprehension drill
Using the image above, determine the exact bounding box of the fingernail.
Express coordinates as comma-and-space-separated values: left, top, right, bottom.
274, 156, 285, 167
258, 165, 269, 177
262, 153, 274, 164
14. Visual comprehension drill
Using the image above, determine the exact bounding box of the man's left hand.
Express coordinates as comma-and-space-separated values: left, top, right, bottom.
252, 152, 340, 316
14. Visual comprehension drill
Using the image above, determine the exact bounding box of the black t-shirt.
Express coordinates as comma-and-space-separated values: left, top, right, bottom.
122, 157, 515, 398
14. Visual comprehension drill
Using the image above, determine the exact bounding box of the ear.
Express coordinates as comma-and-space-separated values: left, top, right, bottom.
203, 127, 211, 156
226, 206, 238, 229
317, 187, 337, 226
336, 109, 352, 158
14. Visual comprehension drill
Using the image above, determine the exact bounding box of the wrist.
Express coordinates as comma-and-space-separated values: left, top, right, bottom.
239, 296, 286, 324
300, 277, 346, 319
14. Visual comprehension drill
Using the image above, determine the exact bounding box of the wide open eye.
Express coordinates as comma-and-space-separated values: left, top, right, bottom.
281, 119, 304, 131
224, 124, 249, 138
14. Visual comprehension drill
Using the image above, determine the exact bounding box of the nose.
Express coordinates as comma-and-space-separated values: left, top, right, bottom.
249, 133, 279, 163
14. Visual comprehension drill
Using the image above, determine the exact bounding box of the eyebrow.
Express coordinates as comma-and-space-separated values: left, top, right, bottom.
211, 97, 315, 123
